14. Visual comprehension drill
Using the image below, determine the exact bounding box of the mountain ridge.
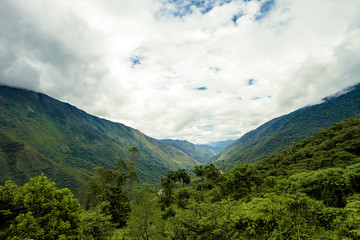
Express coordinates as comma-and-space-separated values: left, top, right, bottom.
0, 85, 199, 192
215, 83, 360, 169
159, 139, 214, 163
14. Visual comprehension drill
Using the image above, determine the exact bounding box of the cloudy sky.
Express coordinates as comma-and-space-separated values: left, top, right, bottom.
1, 0, 359, 144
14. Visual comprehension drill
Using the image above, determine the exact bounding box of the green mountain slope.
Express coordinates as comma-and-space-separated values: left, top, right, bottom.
0, 85, 199, 191
255, 117, 360, 177
216, 84, 360, 169
159, 139, 215, 163
0, 130, 80, 189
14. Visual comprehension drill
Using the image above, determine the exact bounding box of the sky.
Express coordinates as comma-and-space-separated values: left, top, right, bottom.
0, 0, 359, 144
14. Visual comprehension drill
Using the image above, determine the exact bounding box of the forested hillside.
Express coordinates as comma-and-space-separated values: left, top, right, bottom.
0, 85, 199, 192
159, 139, 216, 163
1, 117, 360, 239
216, 84, 360, 169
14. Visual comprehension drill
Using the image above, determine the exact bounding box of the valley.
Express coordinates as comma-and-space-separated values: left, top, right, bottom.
1, 84, 360, 239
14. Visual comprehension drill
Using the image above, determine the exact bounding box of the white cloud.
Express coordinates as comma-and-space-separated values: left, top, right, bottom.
0, 0, 359, 144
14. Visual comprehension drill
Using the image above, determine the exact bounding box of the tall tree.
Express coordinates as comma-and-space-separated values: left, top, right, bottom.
81, 157, 131, 227
128, 147, 139, 196
127, 185, 165, 240
194, 165, 205, 181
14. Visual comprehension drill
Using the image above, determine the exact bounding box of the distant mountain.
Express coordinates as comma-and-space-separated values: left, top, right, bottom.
159, 139, 215, 164
0, 85, 199, 192
200, 139, 236, 155
216, 84, 360, 169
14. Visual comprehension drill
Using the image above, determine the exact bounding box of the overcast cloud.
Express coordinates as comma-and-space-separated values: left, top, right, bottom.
0, 0, 359, 144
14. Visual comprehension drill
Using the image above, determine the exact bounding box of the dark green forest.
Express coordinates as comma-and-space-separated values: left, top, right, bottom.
1, 117, 360, 239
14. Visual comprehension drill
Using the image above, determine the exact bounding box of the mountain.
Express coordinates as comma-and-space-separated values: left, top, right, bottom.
216, 84, 360, 169
200, 139, 236, 155
254, 117, 360, 177
0, 85, 199, 192
159, 139, 215, 164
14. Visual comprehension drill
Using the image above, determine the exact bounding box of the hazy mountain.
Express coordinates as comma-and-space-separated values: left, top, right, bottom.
159, 139, 215, 163
215, 84, 360, 169
0, 85, 199, 192
200, 139, 236, 155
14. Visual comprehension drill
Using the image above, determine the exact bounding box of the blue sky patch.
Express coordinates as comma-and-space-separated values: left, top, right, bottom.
255, 0, 275, 20
161, 0, 234, 17
232, 12, 244, 25
252, 95, 272, 100
130, 56, 143, 68
196, 86, 208, 91
251, 96, 262, 100
248, 78, 255, 86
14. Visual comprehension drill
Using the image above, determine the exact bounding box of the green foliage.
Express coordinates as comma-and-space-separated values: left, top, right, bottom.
256, 117, 360, 178
4, 175, 83, 239
203, 164, 223, 183
224, 164, 262, 200
175, 188, 191, 209
235, 193, 330, 239
158, 118, 360, 238
127, 185, 165, 240
345, 163, 360, 194
341, 194, 360, 238
284, 168, 348, 207
193, 165, 205, 181
159, 169, 191, 208
167, 200, 238, 240
81, 202, 116, 240
0, 181, 19, 239
174, 169, 191, 187
80, 158, 131, 227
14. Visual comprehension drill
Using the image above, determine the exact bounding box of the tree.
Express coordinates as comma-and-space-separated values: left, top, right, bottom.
204, 164, 221, 183
168, 200, 237, 240
128, 147, 139, 196
7, 174, 83, 239
285, 167, 348, 207
235, 193, 328, 239
175, 169, 190, 187
225, 164, 262, 200
160, 176, 175, 207
175, 188, 191, 209
0, 181, 19, 239
127, 185, 165, 240
81, 158, 131, 227
194, 165, 205, 181
81, 202, 116, 240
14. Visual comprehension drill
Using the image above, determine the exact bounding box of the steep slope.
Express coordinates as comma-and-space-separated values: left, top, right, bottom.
255, 117, 360, 177
0, 130, 80, 189
159, 139, 215, 163
0, 85, 199, 191
216, 84, 360, 169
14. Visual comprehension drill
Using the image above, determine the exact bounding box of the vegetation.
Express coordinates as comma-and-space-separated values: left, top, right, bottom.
1, 117, 360, 239
216, 84, 360, 169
